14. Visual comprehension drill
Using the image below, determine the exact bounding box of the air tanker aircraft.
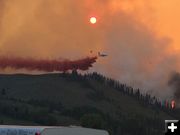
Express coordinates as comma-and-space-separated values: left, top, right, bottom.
98, 52, 108, 57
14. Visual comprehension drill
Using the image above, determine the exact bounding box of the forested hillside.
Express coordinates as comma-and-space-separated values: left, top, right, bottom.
0, 72, 179, 135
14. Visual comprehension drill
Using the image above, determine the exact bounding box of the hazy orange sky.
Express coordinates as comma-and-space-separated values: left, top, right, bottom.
113, 0, 180, 51
0, 0, 180, 99
153, 0, 180, 50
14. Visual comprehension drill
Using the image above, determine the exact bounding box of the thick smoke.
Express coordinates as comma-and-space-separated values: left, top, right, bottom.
168, 72, 180, 106
0, 0, 179, 100
0, 57, 97, 72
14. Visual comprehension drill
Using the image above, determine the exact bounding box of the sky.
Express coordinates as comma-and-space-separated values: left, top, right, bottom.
0, 0, 180, 100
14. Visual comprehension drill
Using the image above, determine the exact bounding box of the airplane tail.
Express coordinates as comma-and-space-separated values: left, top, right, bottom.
98, 52, 100, 56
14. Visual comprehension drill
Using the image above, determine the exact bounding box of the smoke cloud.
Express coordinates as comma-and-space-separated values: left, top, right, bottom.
168, 72, 180, 106
0, 0, 180, 100
0, 56, 97, 72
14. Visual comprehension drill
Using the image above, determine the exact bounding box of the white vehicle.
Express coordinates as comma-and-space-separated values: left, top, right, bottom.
0, 125, 109, 135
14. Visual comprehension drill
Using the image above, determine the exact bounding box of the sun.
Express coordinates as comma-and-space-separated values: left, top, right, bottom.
90, 17, 97, 24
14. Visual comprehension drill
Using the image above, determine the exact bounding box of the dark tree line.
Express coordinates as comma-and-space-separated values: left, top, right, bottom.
82, 72, 173, 111
0, 72, 178, 135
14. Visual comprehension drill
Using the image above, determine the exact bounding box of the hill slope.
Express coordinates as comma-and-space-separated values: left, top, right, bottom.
0, 72, 178, 135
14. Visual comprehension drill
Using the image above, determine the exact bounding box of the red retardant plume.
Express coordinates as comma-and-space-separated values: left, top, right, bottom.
0, 56, 98, 72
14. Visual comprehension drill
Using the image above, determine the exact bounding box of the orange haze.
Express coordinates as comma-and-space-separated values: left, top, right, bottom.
0, 0, 180, 100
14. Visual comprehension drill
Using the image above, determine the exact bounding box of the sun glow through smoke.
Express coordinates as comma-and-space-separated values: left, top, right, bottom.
0, 0, 180, 102
90, 17, 97, 24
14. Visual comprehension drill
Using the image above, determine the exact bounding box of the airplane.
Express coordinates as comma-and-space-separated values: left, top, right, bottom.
98, 52, 108, 57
